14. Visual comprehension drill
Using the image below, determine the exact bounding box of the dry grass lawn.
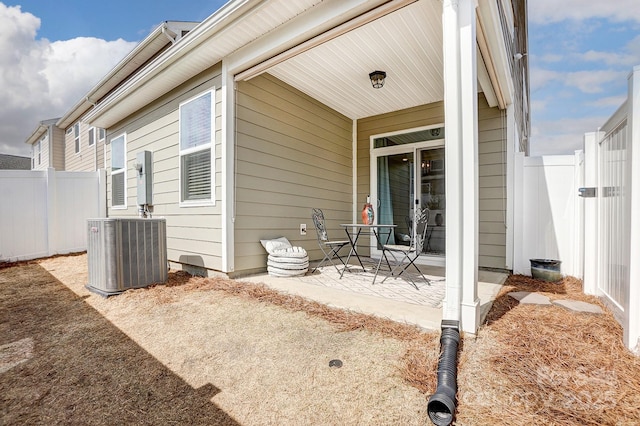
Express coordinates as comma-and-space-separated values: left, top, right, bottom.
2, 254, 640, 425
1, 254, 437, 425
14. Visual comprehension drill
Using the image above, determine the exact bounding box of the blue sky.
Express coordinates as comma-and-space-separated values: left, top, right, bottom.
12, 0, 225, 41
1, 1, 639, 157
527, 3, 640, 155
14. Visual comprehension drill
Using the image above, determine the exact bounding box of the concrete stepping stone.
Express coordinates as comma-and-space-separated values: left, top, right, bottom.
508, 291, 552, 305
552, 299, 603, 315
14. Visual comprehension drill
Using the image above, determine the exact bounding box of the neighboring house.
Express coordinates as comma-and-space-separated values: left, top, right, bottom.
24, 118, 65, 170
24, 21, 199, 173
63, 0, 529, 335
0, 154, 31, 170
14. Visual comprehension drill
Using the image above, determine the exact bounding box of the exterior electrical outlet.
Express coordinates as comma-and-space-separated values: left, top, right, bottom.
86, 218, 167, 296
136, 150, 153, 205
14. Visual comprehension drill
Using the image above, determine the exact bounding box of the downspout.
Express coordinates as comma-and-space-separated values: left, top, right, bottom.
427, 319, 460, 426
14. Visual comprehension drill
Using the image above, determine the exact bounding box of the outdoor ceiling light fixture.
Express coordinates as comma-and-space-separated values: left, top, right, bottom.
369, 70, 386, 88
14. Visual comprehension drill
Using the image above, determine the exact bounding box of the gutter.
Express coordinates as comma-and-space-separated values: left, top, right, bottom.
24, 123, 48, 146
56, 21, 197, 129
83, 0, 259, 128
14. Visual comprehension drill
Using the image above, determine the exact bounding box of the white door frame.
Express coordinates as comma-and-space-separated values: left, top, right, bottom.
369, 128, 445, 266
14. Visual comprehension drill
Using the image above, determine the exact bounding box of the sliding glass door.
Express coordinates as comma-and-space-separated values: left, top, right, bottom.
371, 127, 445, 263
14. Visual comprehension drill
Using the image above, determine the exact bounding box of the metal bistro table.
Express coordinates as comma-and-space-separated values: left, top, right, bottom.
339, 223, 397, 279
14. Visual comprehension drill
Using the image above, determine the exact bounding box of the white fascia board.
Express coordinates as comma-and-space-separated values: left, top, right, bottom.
83, 0, 259, 128
85, 0, 392, 128
25, 124, 48, 146
57, 22, 178, 129
24, 118, 60, 145
230, 0, 408, 79
476, 0, 513, 105
477, 44, 498, 108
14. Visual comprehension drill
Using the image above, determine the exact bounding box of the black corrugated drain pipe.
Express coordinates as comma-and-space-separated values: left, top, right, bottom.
427, 319, 460, 426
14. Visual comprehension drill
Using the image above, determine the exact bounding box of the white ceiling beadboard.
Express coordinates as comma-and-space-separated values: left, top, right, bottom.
268, 0, 444, 120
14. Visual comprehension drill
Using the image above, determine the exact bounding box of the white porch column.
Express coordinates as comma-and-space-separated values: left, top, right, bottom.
442, 0, 480, 333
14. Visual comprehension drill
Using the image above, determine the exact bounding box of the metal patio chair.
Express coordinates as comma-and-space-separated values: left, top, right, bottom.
311, 208, 350, 273
375, 208, 432, 289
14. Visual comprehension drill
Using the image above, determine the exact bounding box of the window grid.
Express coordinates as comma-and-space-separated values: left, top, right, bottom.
179, 90, 214, 205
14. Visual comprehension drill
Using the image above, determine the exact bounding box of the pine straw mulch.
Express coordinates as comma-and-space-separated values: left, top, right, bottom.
455, 275, 640, 426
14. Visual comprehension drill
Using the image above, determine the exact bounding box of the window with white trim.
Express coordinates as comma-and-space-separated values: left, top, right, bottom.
74, 123, 80, 153
98, 128, 106, 142
36, 138, 42, 165
88, 127, 95, 146
111, 134, 126, 208
179, 90, 214, 204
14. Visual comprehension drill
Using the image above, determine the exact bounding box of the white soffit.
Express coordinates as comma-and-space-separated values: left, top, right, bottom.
267, 0, 444, 120
85, 0, 324, 128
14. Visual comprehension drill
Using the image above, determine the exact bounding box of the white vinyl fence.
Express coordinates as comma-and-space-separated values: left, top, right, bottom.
513, 65, 640, 352
0, 168, 106, 262
513, 152, 584, 278
582, 65, 640, 352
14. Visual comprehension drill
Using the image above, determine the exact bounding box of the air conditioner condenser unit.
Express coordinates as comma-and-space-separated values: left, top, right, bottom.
87, 218, 167, 296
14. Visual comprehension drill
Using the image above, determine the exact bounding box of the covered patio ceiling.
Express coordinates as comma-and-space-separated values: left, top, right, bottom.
85, 0, 502, 130
247, 0, 496, 120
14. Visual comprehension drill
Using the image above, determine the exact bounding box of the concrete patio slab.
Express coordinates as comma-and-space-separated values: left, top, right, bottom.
239, 261, 508, 332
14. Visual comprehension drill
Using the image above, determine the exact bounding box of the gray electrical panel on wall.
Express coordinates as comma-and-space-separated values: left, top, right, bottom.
136, 150, 153, 205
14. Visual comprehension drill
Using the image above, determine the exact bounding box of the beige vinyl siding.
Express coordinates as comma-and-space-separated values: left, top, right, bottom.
356, 95, 507, 269
32, 135, 49, 170
106, 64, 223, 272
51, 127, 65, 170
64, 122, 101, 171
478, 96, 507, 269
235, 73, 352, 274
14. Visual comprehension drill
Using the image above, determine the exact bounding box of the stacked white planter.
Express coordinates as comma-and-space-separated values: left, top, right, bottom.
260, 237, 309, 277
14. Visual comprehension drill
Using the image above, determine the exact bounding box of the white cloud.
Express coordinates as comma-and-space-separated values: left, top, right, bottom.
563, 70, 627, 94
530, 115, 608, 156
531, 66, 628, 96
579, 35, 640, 67
540, 54, 563, 63
530, 99, 548, 115
529, 67, 562, 92
529, 0, 640, 24
586, 95, 627, 109
43, 37, 135, 110
580, 50, 638, 67
0, 4, 136, 156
